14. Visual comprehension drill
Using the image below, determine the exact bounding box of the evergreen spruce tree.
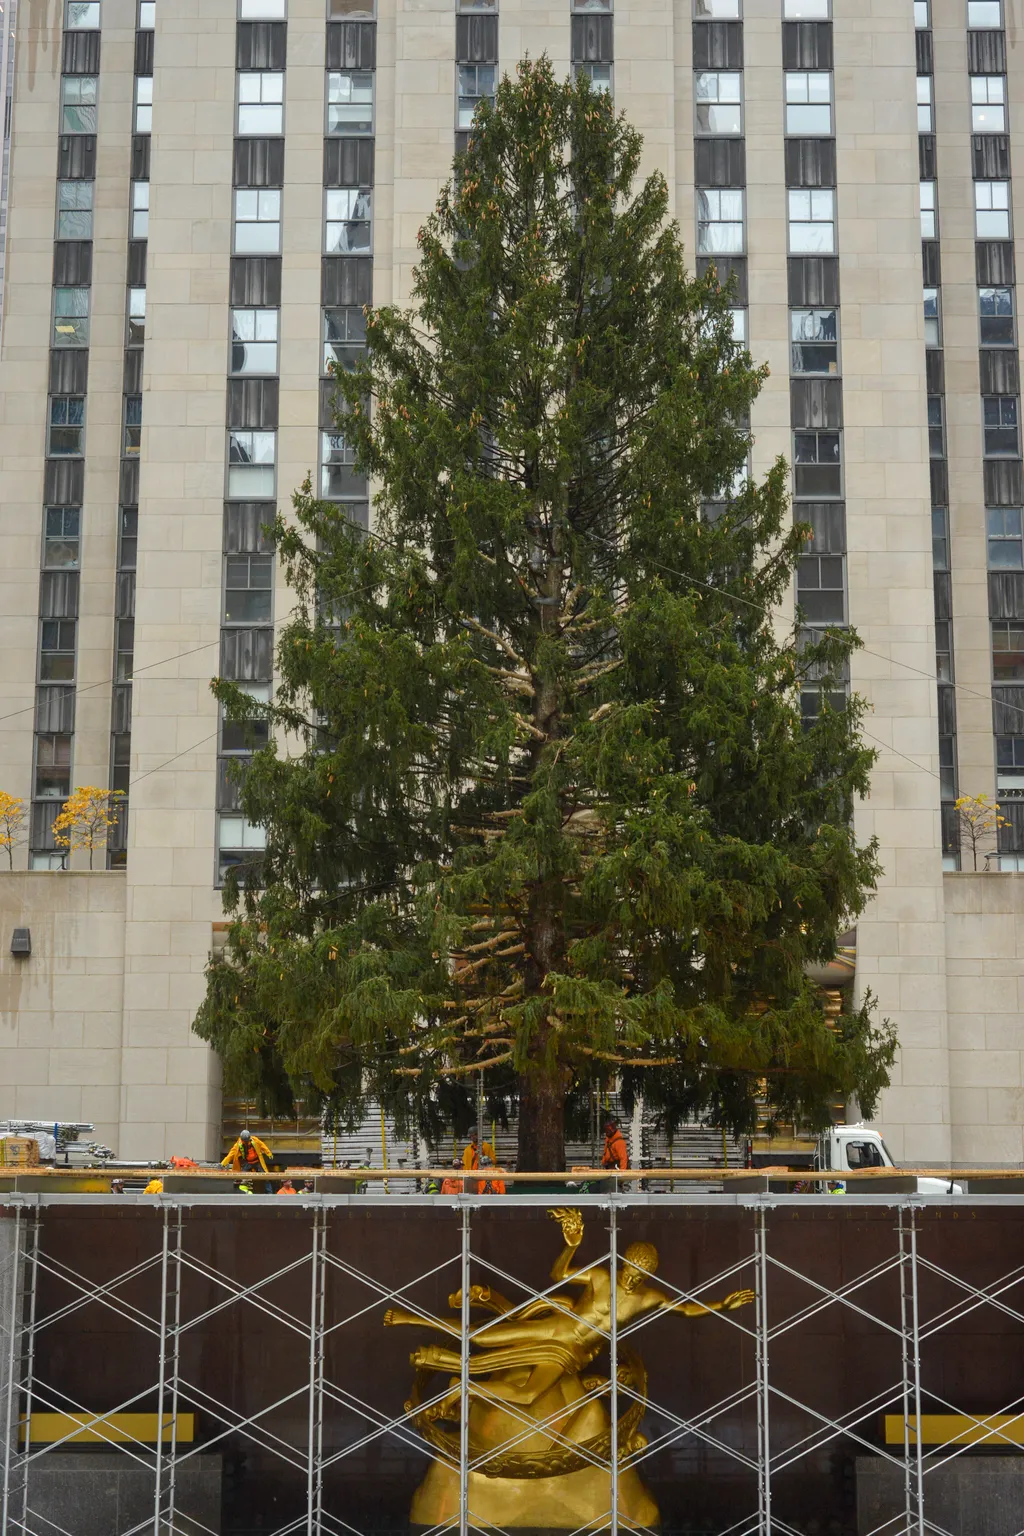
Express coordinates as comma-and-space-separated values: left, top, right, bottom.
194, 59, 895, 1171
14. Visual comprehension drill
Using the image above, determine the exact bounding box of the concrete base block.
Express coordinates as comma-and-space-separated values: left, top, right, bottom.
25, 1452, 221, 1536
857, 1454, 1024, 1535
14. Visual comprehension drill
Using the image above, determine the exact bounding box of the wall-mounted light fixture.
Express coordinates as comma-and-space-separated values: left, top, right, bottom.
10, 929, 31, 958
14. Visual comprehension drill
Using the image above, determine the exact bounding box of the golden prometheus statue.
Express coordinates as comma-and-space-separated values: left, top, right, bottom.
384, 1208, 754, 1530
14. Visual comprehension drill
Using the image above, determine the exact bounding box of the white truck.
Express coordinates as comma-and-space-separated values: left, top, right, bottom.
746, 1123, 963, 1195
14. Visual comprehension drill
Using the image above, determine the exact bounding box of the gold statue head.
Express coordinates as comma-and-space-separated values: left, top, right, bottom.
621, 1241, 658, 1291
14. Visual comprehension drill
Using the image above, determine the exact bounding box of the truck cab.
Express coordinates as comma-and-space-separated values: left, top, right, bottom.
819, 1125, 962, 1195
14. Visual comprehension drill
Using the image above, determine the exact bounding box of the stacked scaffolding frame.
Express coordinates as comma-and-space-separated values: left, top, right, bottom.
1, 1191, 1023, 1536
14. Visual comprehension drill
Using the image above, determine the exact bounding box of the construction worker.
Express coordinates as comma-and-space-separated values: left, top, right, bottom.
277, 1178, 297, 1196
236, 1180, 255, 1195
441, 1158, 464, 1195
221, 1128, 273, 1175
478, 1154, 506, 1195
462, 1131, 495, 1171
143, 1176, 163, 1195
601, 1119, 629, 1172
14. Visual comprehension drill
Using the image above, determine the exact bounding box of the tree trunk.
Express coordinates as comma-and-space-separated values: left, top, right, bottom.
517, 1058, 566, 1171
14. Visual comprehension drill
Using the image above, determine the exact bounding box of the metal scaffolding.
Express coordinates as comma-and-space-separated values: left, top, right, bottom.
1, 1191, 1023, 1536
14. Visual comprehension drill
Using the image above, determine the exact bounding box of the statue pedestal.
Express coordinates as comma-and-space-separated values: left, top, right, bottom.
410, 1459, 660, 1531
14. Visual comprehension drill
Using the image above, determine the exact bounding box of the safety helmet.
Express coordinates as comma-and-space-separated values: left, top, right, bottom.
240, 1129, 252, 1141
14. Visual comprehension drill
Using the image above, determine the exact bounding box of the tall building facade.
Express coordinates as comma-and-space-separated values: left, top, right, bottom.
0, 0, 1022, 1164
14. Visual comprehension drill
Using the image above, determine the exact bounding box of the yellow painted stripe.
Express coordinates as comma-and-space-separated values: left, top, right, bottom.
20, 1413, 195, 1446
884, 1414, 1024, 1447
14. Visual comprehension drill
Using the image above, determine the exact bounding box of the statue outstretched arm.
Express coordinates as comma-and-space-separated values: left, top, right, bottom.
664, 1288, 756, 1318
547, 1208, 596, 1283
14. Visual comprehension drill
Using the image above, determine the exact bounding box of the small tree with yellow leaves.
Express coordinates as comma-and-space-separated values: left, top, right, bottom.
53, 787, 126, 870
953, 793, 1011, 871
0, 791, 27, 871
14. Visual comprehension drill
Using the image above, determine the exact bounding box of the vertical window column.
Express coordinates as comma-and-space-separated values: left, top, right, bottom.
456, 0, 497, 156
966, 8, 1024, 865
571, 0, 612, 97
693, 0, 746, 348
320, 0, 374, 540
218, 0, 289, 882
783, 0, 845, 697
31, 1, 101, 867
106, 0, 153, 867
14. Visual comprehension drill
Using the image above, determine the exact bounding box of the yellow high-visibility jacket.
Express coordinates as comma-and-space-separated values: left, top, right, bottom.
222, 1134, 273, 1174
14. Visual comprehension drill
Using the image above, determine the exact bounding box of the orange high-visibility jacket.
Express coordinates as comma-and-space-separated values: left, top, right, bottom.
222, 1134, 273, 1174
602, 1130, 628, 1170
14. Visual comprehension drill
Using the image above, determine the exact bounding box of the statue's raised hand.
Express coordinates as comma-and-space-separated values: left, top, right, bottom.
722, 1289, 756, 1312
548, 1207, 584, 1247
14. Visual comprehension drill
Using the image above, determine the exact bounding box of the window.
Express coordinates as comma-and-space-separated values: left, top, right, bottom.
993, 620, 1024, 680
124, 395, 142, 456
66, 2, 100, 26
788, 188, 835, 253
139, 2, 155, 26
321, 431, 363, 498
325, 188, 371, 253
571, 0, 611, 9
790, 308, 838, 374
135, 77, 153, 133
328, 71, 374, 135
971, 75, 1006, 134
695, 0, 740, 13
976, 181, 1010, 239
119, 508, 138, 569
329, 0, 375, 14
786, 72, 832, 136
939, 736, 956, 801
234, 189, 281, 254
240, 0, 287, 13
131, 181, 150, 239
793, 430, 841, 497
35, 736, 72, 800
111, 733, 131, 796
127, 287, 146, 345
729, 307, 747, 344
983, 395, 1019, 456
932, 506, 948, 571
48, 397, 85, 456
936, 619, 953, 682
997, 738, 1024, 795
783, 0, 828, 13
40, 620, 76, 681
968, 0, 1001, 21
116, 619, 135, 680
323, 306, 366, 373
980, 286, 1015, 345
222, 681, 272, 752
924, 287, 940, 346
61, 77, 98, 134
574, 63, 613, 94
458, 63, 497, 129
44, 508, 80, 569
914, 0, 928, 23
800, 685, 846, 728
796, 554, 845, 623
695, 72, 742, 135
988, 507, 1023, 568
916, 75, 933, 133
231, 308, 279, 374
53, 287, 89, 347
57, 181, 93, 240
225, 554, 273, 624
697, 189, 744, 254
238, 73, 284, 136
228, 430, 276, 498
927, 396, 944, 458
920, 180, 937, 239
218, 815, 267, 881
